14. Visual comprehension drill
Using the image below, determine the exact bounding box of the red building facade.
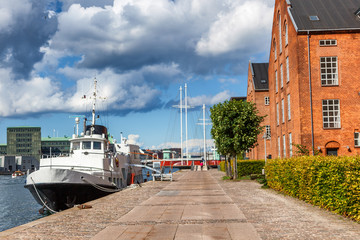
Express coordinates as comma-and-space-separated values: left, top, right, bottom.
249, 0, 360, 158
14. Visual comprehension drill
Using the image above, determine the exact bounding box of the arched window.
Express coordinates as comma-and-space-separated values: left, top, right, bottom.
284, 21, 288, 46
278, 12, 282, 52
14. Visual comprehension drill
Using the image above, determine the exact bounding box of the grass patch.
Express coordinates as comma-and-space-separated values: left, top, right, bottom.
222, 176, 231, 180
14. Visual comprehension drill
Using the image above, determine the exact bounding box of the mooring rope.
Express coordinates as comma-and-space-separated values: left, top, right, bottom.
30, 177, 58, 213
81, 176, 121, 193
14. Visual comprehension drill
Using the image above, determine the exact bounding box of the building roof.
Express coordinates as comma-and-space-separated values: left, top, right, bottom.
7, 126, 40, 129
288, 0, 360, 32
41, 137, 71, 142
251, 63, 269, 91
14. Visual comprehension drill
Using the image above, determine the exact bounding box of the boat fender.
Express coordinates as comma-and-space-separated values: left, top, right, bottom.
77, 204, 92, 209
115, 157, 119, 167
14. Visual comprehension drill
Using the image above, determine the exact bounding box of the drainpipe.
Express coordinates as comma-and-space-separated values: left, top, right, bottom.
307, 31, 315, 155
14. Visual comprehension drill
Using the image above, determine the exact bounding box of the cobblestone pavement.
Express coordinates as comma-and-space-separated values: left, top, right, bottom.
0, 178, 172, 240
212, 170, 360, 240
2, 169, 360, 239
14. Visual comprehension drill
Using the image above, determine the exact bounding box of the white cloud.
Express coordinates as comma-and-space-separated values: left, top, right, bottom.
0, 68, 64, 117
0, 0, 274, 118
127, 134, 143, 146
188, 91, 231, 107
196, 0, 273, 56
46, 0, 272, 74
219, 78, 238, 84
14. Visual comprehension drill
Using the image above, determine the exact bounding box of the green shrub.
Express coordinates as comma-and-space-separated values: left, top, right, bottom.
237, 160, 265, 177
266, 156, 360, 221
219, 161, 226, 172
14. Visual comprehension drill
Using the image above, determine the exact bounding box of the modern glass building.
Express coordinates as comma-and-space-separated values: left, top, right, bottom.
41, 137, 71, 157
7, 127, 41, 161
0, 144, 6, 154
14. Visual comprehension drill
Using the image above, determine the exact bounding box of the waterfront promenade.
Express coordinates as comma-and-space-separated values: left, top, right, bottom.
2, 169, 360, 239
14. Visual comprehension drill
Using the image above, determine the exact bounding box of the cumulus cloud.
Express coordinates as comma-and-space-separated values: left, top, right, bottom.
47, 0, 272, 75
188, 91, 231, 107
0, 0, 58, 78
0, 68, 64, 117
0, 0, 274, 118
127, 134, 143, 146
196, 0, 273, 56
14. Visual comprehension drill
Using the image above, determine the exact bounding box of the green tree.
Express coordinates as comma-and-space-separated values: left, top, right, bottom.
210, 100, 265, 179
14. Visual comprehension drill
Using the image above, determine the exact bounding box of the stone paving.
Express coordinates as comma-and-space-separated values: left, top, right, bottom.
2, 169, 360, 239
91, 170, 259, 239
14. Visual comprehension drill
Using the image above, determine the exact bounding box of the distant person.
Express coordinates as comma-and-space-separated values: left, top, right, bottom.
200, 161, 203, 171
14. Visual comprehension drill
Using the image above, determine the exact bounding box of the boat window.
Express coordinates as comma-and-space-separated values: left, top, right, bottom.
72, 142, 80, 150
93, 141, 102, 150
82, 141, 91, 150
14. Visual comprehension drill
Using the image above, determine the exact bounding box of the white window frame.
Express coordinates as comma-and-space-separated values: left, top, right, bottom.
320, 56, 338, 86
278, 137, 281, 158
276, 103, 279, 126
355, 132, 360, 147
322, 99, 341, 128
319, 39, 337, 46
281, 99, 285, 123
265, 125, 271, 139
285, 22, 288, 46
286, 56, 290, 83
275, 70, 278, 93
274, 39, 277, 60
283, 134, 286, 158
289, 133, 293, 157
264, 96, 270, 106
287, 94, 291, 120
278, 13, 282, 53
280, 64, 284, 88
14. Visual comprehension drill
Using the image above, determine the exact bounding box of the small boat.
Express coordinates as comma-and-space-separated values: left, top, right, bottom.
12, 170, 24, 178
24, 79, 143, 212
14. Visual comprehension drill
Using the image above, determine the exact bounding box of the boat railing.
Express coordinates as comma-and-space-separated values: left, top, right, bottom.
42, 153, 70, 158
40, 165, 115, 180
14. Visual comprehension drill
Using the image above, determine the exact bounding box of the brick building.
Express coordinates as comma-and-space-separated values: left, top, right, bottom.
265, 0, 360, 158
246, 62, 271, 160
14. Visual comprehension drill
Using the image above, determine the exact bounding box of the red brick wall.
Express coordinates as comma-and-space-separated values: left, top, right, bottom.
246, 63, 271, 160
268, 0, 360, 157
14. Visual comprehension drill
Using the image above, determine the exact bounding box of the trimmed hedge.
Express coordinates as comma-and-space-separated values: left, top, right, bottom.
219, 160, 226, 172
238, 160, 265, 177
218, 159, 265, 178
266, 156, 360, 221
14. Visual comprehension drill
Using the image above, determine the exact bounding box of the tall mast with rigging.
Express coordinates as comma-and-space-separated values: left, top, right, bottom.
91, 78, 98, 128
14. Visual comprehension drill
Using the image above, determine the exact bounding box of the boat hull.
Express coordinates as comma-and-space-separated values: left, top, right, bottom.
24, 167, 136, 211
24, 182, 115, 211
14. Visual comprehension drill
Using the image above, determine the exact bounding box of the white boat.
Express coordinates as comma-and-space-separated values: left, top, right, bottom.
12, 170, 25, 178
24, 79, 143, 212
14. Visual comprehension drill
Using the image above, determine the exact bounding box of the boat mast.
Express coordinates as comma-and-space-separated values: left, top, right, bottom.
203, 104, 206, 162
185, 83, 188, 165
180, 86, 183, 165
91, 78, 97, 129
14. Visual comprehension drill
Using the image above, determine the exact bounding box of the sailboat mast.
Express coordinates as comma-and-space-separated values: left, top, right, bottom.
203, 104, 206, 161
185, 83, 188, 165
180, 86, 183, 164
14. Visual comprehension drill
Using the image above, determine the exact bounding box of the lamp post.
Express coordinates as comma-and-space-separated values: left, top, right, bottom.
263, 132, 267, 164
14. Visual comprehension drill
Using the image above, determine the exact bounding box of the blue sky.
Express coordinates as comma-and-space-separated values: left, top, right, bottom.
0, 0, 273, 151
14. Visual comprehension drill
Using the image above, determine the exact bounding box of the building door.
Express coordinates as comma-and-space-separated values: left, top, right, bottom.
326, 148, 338, 156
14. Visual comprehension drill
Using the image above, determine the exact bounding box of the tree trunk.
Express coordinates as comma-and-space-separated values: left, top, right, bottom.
225, 156, 231, 177
233, 155, 237, 180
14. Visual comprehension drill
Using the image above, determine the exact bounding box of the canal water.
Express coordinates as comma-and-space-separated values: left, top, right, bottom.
0, 167, 179, 232
0, 175, 42, 232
